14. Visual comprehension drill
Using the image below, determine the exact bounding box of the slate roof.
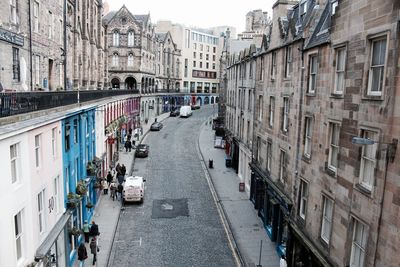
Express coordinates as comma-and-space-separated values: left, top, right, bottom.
133, 14, 149, 23
102, 11, 116, 24
305, 1, 331, 49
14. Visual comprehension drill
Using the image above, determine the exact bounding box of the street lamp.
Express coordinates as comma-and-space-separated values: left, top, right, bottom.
351, 136, 397, 266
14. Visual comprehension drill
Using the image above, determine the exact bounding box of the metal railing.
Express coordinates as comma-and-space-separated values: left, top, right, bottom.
0, 90, 139, 118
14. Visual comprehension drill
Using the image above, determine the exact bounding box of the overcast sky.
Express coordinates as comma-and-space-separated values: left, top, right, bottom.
106, 0, 275, 34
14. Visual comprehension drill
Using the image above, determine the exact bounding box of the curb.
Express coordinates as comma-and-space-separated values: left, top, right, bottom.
196, 121, 246, 267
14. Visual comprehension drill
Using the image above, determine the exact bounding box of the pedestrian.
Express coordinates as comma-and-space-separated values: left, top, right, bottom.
110, 182, 117, 200
117, 183, 123, 201
77, 242, 88, 267
131, 139, 136, 149
90, 237, 99, 265
115, 163, 122, 176
124, 140, 131, 152
121, 164, 126, 176
89, 221, 100, 238
106, 171, 113, 187
83, 220, 90, 243
102, 179, 108, 195
117, 174, 125, 185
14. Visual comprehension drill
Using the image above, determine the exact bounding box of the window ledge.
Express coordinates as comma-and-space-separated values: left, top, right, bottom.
325, 166, 337, 178
319, 236, 330, 249
330, 93, 343, 99
302, 155, 312, 163
296, 215, 306, 227
283, 77, 291, 81
361, 95, 384, 101
355, 183, 373, 197
306, 92, 316, 97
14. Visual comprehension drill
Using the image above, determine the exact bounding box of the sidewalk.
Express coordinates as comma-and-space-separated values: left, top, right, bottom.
198, 120, 280, 267
73, 112, 170, 267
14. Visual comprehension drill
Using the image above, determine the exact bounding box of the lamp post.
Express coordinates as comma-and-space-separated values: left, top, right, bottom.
351, 136, 397, 265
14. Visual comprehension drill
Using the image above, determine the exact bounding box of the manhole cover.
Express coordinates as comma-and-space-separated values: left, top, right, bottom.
152, 198, 189, 219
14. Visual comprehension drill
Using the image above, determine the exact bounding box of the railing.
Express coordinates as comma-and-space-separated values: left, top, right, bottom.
0, 90, 139, 118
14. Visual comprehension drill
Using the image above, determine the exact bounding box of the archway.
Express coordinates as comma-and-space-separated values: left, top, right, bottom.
211, 97, 215, 104
204, 96, 210, 105
125, 77, 136, 90
196, 97, 203, 106
111, 78, 120, 89
141, 77, 145, 93
216, 97, 219, 103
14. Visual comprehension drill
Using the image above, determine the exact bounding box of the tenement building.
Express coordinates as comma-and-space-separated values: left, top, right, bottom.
227, 0, 400, 266
0, 0, 106, 92
156, 21, 225, 98
103, 5, 158, 92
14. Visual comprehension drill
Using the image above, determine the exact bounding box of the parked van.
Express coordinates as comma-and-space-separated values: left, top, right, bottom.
179, 105, 193, 118
122, 176, 145, 203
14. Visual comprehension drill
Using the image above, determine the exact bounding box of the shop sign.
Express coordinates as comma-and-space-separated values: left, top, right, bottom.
0, 28, 24, 46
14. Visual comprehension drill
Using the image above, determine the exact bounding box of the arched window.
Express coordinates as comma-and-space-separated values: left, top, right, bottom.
112, 53, 119, 66
128, 31, 135, 47
113, 31, 119, 46
128, 53, 134, 66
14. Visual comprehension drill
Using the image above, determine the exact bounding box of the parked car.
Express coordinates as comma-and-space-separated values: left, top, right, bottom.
150, 122, 163, 131
170, 109, 180, 117
135, 144, 149, 157
123, 176, 146, 203
191, 104, 201, 110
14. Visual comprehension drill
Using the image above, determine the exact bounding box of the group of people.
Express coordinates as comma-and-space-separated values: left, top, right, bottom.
124, 129, 136, 152
78, 220, 100, 266
102, 163, 126, 201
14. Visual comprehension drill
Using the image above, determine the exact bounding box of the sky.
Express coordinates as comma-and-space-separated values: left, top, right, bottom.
106, 0, 275, 34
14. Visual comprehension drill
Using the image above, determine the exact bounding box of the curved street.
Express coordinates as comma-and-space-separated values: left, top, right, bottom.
108, 106, 236, 267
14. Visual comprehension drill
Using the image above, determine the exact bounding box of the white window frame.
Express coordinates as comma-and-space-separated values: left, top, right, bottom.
14, 210, 23, 261
359, 130, 378, 191
10, 143, 20, 183
279, 149, 286, 183
112, 53, 119, 66
285, 46, 292, 78
10, 0, 18, 24
269, 96, 274, 127
258, 95, 263, 121
35, 134, 41, 168
334, 47, 346, 94
308, 54, 318, 93
328, 122, 340, 172
113, 31, 119, 47
271, 52, 276, 80
48, 11, 53, 39
266, 141, 272, 172
54, 176, 60, 214
367, 37, 387, 96
52, 127, 57, 158
282, 97, 289, 132
34, 55, 40, 85
350, 219, 367, 267
33, 1, 39, 33
304, 117, 313, 157
127, 53, 134, 66
128, 31, 135, 47
321, 196, 333, 244
38, 189, 45, 233
299, 180, 308, 220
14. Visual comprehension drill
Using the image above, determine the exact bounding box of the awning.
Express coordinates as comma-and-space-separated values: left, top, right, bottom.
289, 221, 333, 267
35, 210, 72, 261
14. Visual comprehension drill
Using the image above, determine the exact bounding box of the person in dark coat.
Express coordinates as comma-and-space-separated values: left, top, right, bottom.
117, 183, 123, 201
77, 242, 88, 265
106, 171, 113, 186
121, 164, 126, 176
115, 163, 122, 176
89, 237, 98, 265
89, 221, 100, 237
124, 140, 131, 152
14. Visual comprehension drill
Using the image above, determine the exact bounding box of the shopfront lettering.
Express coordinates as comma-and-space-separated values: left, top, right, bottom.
0, 28, 24, 46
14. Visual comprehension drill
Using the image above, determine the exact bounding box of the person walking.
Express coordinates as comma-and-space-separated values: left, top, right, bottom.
83, 220, 90, 243
106, 171, 113, 187
77, 242, 88, 267
89, 221, 100, 238
115, 163, 122, 176
90, 237, 98, 265
124, 140, 131, 152
121, 164, 126, 176
110, 181, 117, 201
117, 183, 123, 201
102, 179, 108, 195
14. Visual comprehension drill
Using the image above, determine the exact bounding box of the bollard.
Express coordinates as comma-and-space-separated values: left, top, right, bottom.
208, 159, 213, 168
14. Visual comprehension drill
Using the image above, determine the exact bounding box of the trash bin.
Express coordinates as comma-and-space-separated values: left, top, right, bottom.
208, 159, 213, 168
239, 182, 245, 192
225, 156, 232, 167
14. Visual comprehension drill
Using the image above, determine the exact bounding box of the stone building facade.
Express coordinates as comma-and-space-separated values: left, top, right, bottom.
103, 5, 157, 93
227, 0, 400, 266
0, 0, 106, 92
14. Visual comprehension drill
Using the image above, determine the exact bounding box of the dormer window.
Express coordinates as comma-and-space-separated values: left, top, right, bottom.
300, 0, 307, 19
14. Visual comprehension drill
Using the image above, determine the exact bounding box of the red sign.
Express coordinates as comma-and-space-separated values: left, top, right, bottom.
107, 137, 115, 144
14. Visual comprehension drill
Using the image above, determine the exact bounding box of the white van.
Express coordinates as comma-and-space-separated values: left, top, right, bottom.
122, 176, 145, 203
180, 105, 192, 118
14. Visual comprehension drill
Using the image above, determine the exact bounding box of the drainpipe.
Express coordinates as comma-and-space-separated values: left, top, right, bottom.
295, 39, 305, 175
28, 0, 33, 91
